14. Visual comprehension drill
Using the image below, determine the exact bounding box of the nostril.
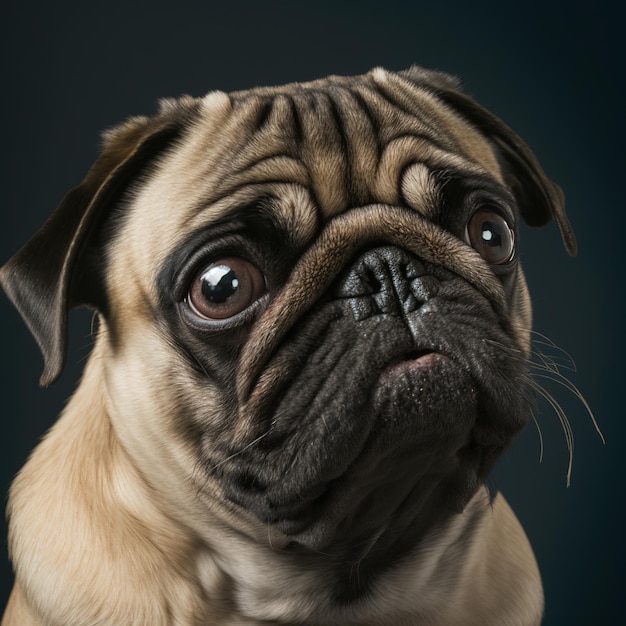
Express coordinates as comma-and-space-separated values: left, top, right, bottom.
410, 275, 439, 302
339, 266, 382, 298
362, 267, 382, 294
404, 260, 422, 280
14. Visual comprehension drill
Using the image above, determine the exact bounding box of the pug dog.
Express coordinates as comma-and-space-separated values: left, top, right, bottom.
0, 66, 576, 625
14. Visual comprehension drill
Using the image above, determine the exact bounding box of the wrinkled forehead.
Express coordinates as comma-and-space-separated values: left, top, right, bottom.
113, 69, 504, 280
191, 68, 503, 213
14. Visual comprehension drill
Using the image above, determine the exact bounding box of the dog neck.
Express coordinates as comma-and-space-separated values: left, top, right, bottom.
194, 488, 489, 623
194, 488, 543, 625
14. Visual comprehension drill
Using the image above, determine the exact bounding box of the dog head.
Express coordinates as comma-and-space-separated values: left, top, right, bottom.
0, 67, 575, 578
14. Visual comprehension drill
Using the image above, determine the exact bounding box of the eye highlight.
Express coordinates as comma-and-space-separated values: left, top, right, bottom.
467, 209, 515, 265
186, 258, 266, 321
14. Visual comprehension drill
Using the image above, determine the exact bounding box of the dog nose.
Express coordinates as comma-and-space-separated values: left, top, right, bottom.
335, 246, 439, 321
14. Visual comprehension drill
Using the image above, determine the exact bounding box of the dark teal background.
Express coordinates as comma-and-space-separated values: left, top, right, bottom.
1, 1, 623, 623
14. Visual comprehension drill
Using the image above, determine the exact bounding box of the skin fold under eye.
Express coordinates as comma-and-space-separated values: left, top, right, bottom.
186, 257, 267, 321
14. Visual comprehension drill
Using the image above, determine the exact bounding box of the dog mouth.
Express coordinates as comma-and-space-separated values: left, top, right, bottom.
217, 337, 479, 532
380, 349, 449, 378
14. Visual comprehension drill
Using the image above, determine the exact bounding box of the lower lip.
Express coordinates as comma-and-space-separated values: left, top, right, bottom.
383, 351, 450, 377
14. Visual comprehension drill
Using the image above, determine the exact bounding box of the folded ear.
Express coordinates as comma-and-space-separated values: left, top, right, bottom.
401, 66, 577, 257
0, 104, 193, 386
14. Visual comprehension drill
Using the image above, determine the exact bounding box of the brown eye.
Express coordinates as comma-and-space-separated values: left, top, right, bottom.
467, 209, 515, 265
187, 258, 266, 320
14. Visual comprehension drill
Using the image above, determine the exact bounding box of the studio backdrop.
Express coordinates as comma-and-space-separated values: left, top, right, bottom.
0, 2, 622, 624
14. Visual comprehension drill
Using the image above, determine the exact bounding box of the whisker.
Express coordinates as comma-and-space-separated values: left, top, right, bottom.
530, 370, 604, 445
533, 350, 571, 376
349, 526, 387, 582
526, 332, 605, 486
528, 378, 575, 485
208, 430, 273, 472
528, 406, 544, 464
530, 331, 577, 372
89, 311, 99, 338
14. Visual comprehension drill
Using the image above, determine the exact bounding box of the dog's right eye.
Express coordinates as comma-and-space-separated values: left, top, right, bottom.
186, 258, 266, 320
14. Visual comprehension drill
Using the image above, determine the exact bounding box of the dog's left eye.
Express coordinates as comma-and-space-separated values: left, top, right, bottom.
186, 258, 266, 320
466, 209, 515, 265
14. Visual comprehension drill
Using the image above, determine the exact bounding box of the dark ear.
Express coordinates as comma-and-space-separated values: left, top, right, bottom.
401, 66, 577, 256
0, 105, 192, 386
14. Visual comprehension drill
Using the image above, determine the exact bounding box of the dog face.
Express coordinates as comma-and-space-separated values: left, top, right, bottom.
1, 67, 575, 594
